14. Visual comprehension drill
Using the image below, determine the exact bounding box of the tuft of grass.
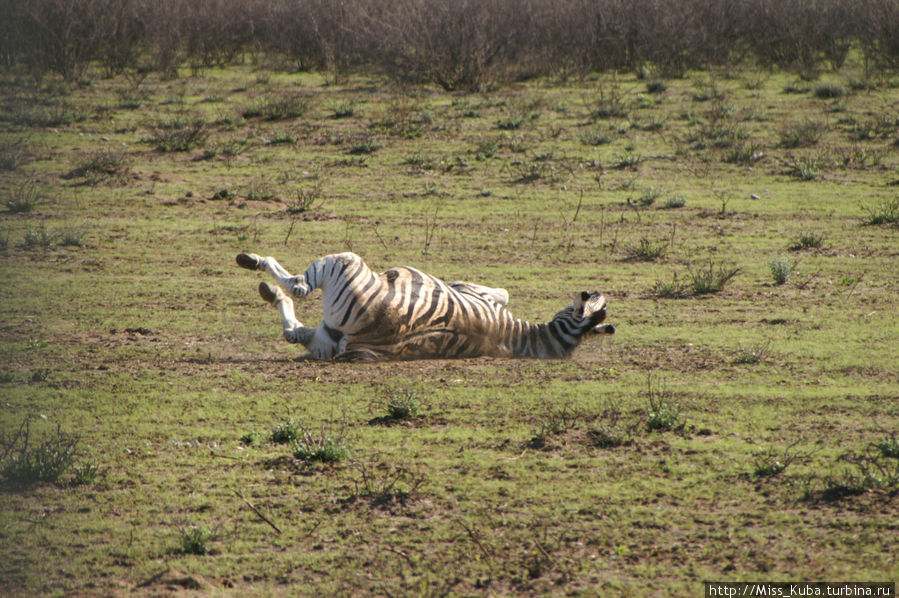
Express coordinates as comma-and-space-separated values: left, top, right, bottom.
0, 136, 30, 171
24, 224, 57, 249
788, 231, 825, 250
177, 525, 215, 555
769, 256, 796, 285
622, 237, 668, 261
69, 148, 130, 183
330, 101, 358, 119
753, 441, 805, 478
874, 436, 899, 459
779, 120, 824, 148
385, 389, 422, 420
268, 130, 297, 145
1, 422, 78, 486
150, 118, 208, 152
785, 156, 824, 181
814, 83, 845, 99
661, 195, 686, 209
347, 139, 383, 155
292, 436, 350, 463
652, 273, 688, 298
646, 80, 667, 94
862, 198, 899, 226
687, 260, 740, 295
59, 228, 88, 247
733, 340, 771, 365
72, 461, 100, 485
270, 417, 302, 444
578, 130, 613, 146
5, 181, 41, 213
645, 378, 683, 433
242, 94, 310, 120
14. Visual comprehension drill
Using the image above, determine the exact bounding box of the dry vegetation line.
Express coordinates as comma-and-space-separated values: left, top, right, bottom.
236, 251, 615, 361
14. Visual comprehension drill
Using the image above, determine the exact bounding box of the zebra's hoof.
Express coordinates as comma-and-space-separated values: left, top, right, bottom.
258, 282, 280, 304
236, 253, 260, 270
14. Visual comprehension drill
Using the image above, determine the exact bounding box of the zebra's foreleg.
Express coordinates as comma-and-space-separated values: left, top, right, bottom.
257, 282, 315, 346
236, 253, 312, 298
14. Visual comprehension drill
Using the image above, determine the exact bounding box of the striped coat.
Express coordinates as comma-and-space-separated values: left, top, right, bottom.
237, 252, 614, 362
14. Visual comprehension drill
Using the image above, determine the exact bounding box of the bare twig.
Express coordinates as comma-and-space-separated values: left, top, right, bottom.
233, 489, 282, 535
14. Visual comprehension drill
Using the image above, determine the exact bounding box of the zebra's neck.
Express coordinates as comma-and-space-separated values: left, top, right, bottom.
505, 317, 583, 359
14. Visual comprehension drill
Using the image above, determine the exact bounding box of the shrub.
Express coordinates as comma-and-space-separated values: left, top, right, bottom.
769, 256, 796, 285
661, 195, 686, 209
0, 137, 30, 171
623, 237, 668, 261
814, 83, 845, 99
270, 418, 302, 444
1, 422, 78, 486
385, 389, 422, 420
292, 436, 350, 463
150, 118, 208, 152
780, 120, 824, 148
178, 525, 215, 555
69, 148, 130, 183
862, 198, 899, 226
788, 231, 825, 250
687, 260, 740, 295
242, 94, 310, 121
733, 341, 771, 365
5, 182, 41, 213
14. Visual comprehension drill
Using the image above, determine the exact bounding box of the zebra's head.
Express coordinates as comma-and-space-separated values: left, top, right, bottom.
565, 290, 615, 336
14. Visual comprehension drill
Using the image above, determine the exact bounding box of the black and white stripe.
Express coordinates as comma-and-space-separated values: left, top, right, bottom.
237, 252, 614, 361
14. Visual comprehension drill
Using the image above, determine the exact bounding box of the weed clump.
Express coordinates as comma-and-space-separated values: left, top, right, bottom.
862, 198, 899, 226
1, 421, 78, 486
687, 260, 740, 295
769, 256, 796, 285
788, 231, 825, 250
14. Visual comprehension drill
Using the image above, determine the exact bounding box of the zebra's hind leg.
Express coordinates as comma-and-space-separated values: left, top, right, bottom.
236, 253, 312, 298
257, 282, 315, 347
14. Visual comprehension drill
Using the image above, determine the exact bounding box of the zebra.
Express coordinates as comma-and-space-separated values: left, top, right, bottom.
236, 251, 615, 362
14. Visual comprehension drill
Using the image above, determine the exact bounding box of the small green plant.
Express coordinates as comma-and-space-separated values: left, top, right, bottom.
661, 195, 686, 209
632, 187, 661, 207
330, 101, 357, 119
874, 436, 899, 459
385, 389, 421, 420
72, 461, 100, 485
687, 260, 740, 295
287, 187, 324, 214
1, 421, 78, 486
292, 436, 350, 463
578, 130, 613, 146
150, 118, 208, 152
622, 237, 668, 261
239, 432, 256, 445
814, 83, 845, 99
862, 198, 899, 226
788, 231, 825, 250
645, 378, 683, 432
733, 341, 771, 365
347, 139, 383, 155
753, 442, 804, 478
59, 228, 87, 247
780, 120, 824, 148
646, 80, 667, 94
177, 525, 215, 555
652, 273, 688, 298
69, 148, 130, 183
270, 418, 302, 444
268, 130, 297, 145
242, 94, 310, 120
769, 256, 796, 285
784, 156, 824, 181
0, 136, 30, 171
613, 151, 642, 170
24, 225, 57, 249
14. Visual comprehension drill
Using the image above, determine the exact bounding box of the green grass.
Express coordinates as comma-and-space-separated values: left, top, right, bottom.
0, 61, 897, 596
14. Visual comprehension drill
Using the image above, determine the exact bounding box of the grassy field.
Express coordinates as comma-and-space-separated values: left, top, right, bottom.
1, 61, 897, 596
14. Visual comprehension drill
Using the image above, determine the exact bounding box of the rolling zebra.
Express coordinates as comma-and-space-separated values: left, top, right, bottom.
236, 252, 615, 361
